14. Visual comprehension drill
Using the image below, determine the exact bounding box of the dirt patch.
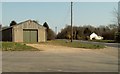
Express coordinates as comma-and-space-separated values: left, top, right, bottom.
27, 44, 85, 53
27, 44, 118, 57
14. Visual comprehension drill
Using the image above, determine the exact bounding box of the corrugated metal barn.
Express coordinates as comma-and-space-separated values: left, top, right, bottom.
2, 20, 46, 42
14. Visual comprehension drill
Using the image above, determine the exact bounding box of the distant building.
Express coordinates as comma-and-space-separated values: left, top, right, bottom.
90, 33, 103, 40
2, 20, 47, 42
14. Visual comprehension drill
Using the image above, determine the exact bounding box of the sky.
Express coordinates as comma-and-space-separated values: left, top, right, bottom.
1, 2, 118, 32
1, 0, 120, 2
119, 1, 120, 23
0, 3, 2, 24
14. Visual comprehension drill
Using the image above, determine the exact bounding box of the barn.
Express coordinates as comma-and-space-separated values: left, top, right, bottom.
2, 20, 46, 42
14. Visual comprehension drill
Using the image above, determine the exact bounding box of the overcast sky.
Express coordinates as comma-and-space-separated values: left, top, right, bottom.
1, 2, 118, 32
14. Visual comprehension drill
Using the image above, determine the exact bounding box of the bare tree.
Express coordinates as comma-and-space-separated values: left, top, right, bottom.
118, 2, 120, 32
113, 3, 120, 42
113, 7, 120, 31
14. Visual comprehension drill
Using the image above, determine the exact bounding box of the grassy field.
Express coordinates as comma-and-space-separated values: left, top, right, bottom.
44, 40, 105, 49
2, 42, 39, 51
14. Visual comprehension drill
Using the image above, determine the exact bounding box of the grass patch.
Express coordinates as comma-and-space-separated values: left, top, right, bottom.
89, 40, 116, 43
45, 40, 105, 49
2, 42, 39, 51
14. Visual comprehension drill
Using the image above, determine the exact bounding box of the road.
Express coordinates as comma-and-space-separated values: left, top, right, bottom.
74, 40, 120, 48
2, 44, 118, 72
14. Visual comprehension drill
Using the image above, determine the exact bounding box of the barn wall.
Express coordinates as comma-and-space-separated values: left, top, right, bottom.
22, 21, 39, 29
2, 28, 12, 41
38, 28, 46, 42
12, 26, 23, 42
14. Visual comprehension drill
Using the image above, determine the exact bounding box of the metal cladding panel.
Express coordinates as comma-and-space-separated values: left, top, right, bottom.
23, 30, 30, 42
23, 29, 38, 42
30, 30, 38, 42
2, 28, 12, 41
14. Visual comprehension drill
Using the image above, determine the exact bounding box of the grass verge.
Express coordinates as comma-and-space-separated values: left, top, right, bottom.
44, 40, 105, 49
89, 40, 116, 43
2, 42, 39, 51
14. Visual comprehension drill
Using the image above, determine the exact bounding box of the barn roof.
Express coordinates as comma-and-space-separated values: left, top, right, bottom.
2, 26, 12, 31
2, 19, 46, 31
13, 19, 44, 27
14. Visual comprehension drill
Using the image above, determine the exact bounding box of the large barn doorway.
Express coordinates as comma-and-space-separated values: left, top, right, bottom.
23, 29, 38, 42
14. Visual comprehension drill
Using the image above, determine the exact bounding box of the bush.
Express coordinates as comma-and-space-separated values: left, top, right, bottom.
102, 31, 115, 40
43, 22, 56, 40
47, 29, 56, 40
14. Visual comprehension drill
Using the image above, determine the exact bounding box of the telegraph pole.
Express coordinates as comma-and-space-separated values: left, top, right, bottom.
71, 2, 73, 42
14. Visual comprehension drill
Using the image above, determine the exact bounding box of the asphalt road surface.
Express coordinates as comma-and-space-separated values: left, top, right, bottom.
2, 44, 118, 72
